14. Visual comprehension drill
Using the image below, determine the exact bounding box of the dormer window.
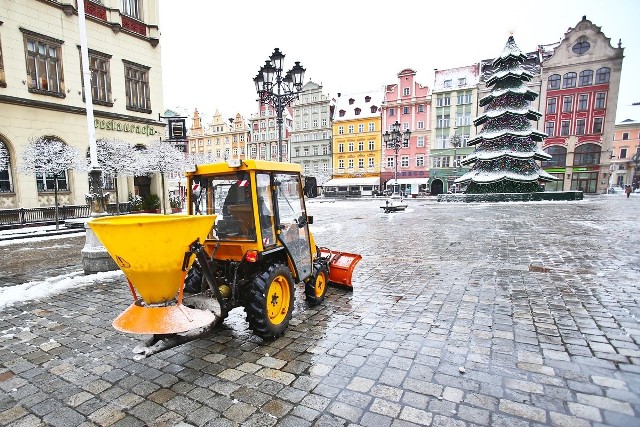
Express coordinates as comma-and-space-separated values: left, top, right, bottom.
339, 109, 346, 117
365, 96, 371, 102
370, 106, 377, 113
348, 98, 355, 105
458, 78, 466, 86
444, 79, 452, 88
354, 108, 361, 115
403, 88, 410, 96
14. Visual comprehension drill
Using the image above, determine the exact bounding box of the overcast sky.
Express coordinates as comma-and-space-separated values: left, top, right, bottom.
157, 0, 639, 124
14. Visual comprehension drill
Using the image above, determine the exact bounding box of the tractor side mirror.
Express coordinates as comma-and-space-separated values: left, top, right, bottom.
307, 215, 313, 225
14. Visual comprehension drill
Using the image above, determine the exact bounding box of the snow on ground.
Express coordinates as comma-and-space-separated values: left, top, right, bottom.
0, 269, 123, 309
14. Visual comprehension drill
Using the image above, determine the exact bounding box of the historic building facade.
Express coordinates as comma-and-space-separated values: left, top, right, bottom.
380, 69, 431, 195
290, 81, 333, 185
539, 16, 624, 194
611, 104, 640, 190
187, 109, 250, 161
0, 0, 165, 209
429, 65, 480, 194
323, 91, 383, 196
247, 104, 292, 163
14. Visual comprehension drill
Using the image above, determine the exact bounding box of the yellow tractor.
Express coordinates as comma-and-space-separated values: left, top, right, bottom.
89, 160, 361, 357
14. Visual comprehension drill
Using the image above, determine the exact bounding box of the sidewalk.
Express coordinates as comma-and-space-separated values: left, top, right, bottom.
0, 221, 86, 243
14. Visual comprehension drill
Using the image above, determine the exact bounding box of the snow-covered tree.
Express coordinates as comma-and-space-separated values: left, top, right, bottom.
19, 136, 82, 229
455, 36, 557, 194
89, 138, 135, 214
134, 140, 186, 214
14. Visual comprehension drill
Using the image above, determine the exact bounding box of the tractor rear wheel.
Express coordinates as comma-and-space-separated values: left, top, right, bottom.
305, 264, 328, 306
246, 263, 295, 339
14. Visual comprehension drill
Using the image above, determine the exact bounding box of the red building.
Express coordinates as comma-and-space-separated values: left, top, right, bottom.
539, 16, 624, 193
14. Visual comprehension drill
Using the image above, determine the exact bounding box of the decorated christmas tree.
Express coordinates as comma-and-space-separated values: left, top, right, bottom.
455, 36, 557, 194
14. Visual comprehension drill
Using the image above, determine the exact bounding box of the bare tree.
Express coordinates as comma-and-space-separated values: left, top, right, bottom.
90, 138, 134, 214
0, 144, 9, 172
134, 140, 186, 215
19, 136, 82, 230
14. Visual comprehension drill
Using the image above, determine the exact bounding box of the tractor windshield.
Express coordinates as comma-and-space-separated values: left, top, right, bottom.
191, 172, 256, 241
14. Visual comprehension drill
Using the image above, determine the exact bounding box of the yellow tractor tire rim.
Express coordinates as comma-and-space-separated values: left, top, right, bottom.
314, 271, 327, 298
267, 274, 291, 325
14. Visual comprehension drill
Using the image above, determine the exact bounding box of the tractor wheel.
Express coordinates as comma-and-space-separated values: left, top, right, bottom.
245, 263, 295, 339
305, 264, 328, 306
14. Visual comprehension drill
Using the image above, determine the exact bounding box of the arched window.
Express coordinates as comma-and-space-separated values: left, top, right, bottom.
563, 72, 577, 88
579, 70, 593, 86
548, 74, 561, 90
596, 67, 610, 84
541, 145, 567, 168
0, 141, 14, 193
573, 143, 601, 166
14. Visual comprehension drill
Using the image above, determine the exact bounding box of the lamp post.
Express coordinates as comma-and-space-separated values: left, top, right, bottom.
450, 127, 462, 193
254, 48, 305, 162
383, 121, 411, 195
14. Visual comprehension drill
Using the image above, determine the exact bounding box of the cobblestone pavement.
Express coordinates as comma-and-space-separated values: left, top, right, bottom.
1, 195, 639, 427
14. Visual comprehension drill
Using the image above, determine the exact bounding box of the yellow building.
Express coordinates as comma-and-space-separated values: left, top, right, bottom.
324, 91, 383, 196
0, 0, 165, 209
188, 109, 250, 161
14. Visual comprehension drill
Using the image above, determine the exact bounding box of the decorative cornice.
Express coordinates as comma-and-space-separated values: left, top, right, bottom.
0, 94, 165, 127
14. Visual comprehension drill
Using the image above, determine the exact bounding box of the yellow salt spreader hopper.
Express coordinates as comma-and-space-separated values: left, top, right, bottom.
89, 214, 218, 356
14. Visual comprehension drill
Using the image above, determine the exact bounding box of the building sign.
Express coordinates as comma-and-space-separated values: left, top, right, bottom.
94, 119, 158, 136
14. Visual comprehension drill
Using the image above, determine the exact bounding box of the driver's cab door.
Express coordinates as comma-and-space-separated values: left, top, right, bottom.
274, 173, 312, 282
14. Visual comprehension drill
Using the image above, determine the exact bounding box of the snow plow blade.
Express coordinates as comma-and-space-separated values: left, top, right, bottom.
320, 249, 362, 288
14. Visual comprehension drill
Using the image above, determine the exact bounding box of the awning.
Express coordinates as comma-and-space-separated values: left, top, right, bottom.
386, 178, 431, 185
322, 177, 380, 187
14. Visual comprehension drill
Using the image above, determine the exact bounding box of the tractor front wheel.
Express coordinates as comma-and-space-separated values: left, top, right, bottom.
305, 264, 328, 306
246, 263, 295, 339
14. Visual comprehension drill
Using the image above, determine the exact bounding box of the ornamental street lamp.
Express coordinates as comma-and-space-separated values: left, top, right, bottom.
254, 48, 305, 162
383, 121, 411, 195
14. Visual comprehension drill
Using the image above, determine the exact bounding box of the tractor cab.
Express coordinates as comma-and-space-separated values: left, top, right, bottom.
187, 159, 313, 283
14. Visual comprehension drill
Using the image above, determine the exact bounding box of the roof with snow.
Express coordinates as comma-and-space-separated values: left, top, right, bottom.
615, 103, 640, 125
332, 90, 384, 122
433, 64, 479, 92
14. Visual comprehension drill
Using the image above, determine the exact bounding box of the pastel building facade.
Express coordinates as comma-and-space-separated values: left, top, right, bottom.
381, 69, 431, 195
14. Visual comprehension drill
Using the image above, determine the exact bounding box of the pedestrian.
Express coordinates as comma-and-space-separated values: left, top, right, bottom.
625, 184, 632, 198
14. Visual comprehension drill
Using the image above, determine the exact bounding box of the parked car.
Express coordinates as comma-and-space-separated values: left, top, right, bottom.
608, 187, 624, 194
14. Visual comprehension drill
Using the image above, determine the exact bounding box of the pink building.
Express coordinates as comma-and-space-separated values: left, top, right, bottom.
380, 69, 431, 195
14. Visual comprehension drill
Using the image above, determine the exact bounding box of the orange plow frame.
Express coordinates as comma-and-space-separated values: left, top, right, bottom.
320, 249, 362, 288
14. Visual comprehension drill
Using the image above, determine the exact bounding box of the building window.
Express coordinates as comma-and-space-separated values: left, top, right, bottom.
339, 110, 345, 117
563, 72, 577, 88
403, 122, 409, 130
437, 115, 450, 128
348, 142, 354, 152
572, 40, 591, 54
444, 79, 452, 88
358, 141, 364, 151
0, 142, 13, 192
458, 77, 466, 86
389, 108, 395, 116
23, 30, 64, 96
418, 104, 424, 112
37, 171, 68, 192
338, 143, 344, 153
595, 92, 606, 109
358, 124, 364, 133
578, 94, 589, 111
401, 156, 409, 167
547, 97, 557, 114
338, 126, 344, 135
348, 159, 354, 169
387, 157, 394, 168
579, 70, 593, 86
561, 121, 570, 136
369, 122, 375, 131
573, 143, 601, 166
541, 145, 567, 167
369, 141, 375, 150
403, 106, 409, 114
622, 132, 629, 140
593, 117, 604, 134
369, 157, 374, 168
358, 158, 364, 169
596, 67, 610, 84
403, 87, 410, 96
416, 155, 424, 167
338, 159, 344, 169
417, 137, 424, 147
443, 96, 451, 106
620, 148, 627, 158
121, 0, 141, 19
548, 74, 561, 90
576, 119, 586, 135
348, 125, 354, 134
123, 60, 150, 112
417, 121, 424, 129
562, 96, 573, 113
85, 50, 112, 105
545, 121, 555, 137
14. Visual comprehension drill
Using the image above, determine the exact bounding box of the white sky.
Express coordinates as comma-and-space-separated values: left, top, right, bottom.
158, 0, 639, 123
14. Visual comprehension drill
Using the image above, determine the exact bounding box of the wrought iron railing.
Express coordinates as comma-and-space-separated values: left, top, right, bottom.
0, 203, 130, 227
